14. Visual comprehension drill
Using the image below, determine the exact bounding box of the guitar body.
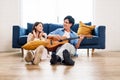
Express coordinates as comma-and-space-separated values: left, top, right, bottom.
44, 36, 79, 51
45, 39, 68, 51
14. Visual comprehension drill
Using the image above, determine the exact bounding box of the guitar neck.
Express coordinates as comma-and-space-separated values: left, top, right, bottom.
59, 36, 80, 42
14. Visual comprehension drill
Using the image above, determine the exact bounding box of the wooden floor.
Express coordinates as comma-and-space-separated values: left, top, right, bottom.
0, 50, 120, 80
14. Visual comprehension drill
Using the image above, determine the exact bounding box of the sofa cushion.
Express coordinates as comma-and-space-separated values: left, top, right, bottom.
18, 35, 27, 45
27, 23, 33, 34
43, 23, 49, 34
77, 21, 95, 35
81, 36, 99, 45
48, 23, 62, 33
71, 24, 79, 33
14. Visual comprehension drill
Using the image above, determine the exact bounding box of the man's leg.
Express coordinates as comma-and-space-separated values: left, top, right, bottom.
56, 43, 76, 65
56, 43, 76, 59
50, 51, 62, 65
62, 49, 75, 65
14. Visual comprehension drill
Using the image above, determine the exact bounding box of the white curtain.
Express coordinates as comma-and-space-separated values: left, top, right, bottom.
21, 0, 93, 26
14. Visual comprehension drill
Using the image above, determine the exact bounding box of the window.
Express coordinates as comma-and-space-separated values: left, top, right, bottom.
21, 0, 93, 26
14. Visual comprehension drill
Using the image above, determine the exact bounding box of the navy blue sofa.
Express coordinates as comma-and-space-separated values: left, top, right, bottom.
12, 22, 106, 56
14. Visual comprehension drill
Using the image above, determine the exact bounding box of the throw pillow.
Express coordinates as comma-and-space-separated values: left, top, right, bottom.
77, 21, 95, 35
22, 40, 48, 50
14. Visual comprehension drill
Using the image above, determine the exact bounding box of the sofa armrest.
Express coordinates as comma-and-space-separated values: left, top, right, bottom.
12, 25, 27, 48
94, 25, 106, 49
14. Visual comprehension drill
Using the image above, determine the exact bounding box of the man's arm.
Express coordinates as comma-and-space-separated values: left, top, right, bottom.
47, 35, 63, 41
75, 35, 85, 49
47, 28, 64, 40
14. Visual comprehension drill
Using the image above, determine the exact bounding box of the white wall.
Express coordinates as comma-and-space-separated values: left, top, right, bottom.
0, 0, 21, 52
93, 0, 120, 51
0, 0, 120, 51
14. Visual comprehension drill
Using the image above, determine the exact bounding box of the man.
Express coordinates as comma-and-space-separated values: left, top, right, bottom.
48, 15, 84, 66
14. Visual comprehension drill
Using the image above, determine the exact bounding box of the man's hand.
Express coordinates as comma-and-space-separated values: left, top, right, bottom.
75, 35, 85, 49
54, 35, 62, 40
79, 34, 85, 40
47, 35, 65, 41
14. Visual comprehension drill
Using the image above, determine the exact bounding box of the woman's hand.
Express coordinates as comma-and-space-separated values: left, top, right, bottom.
38, 31, 44, 38
33, 30, 37, 38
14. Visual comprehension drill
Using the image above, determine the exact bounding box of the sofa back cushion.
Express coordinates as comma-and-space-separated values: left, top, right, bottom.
43, 23, 49, 34
48, 23, 63, 34
27, 23, 33, 34
27, 22, 91, 35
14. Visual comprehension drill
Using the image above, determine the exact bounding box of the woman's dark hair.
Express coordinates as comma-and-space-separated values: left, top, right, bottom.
32, 22, 43, 32
64, 15, 75, 27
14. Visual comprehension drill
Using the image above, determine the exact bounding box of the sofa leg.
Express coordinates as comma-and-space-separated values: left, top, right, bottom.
92, 48, 95, 55
87, 49, 89, 56
21, 48, 24, 57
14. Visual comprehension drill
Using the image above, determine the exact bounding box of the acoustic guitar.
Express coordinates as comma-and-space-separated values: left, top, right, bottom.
45, 36, 80, 51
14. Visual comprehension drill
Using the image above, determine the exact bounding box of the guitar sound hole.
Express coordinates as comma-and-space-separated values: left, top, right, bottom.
50, 40, 53, 45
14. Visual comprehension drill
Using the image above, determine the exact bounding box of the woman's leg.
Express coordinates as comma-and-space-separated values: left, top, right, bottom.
33, 45, 44, 65
25, 50, 34, 62
41, 47, 49, 60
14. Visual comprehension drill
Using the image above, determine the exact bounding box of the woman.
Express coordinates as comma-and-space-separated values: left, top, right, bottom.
25, 22, 48, 65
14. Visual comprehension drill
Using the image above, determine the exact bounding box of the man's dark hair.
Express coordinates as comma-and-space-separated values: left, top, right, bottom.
64, 15, 75, 27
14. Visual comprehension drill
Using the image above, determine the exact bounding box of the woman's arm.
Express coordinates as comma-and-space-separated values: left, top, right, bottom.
27, 33, 34, 42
